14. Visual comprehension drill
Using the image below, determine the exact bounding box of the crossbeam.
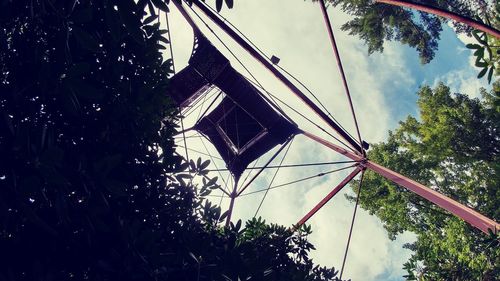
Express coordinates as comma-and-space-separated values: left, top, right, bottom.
295, 166, 362, 228
301, 130, 499, 234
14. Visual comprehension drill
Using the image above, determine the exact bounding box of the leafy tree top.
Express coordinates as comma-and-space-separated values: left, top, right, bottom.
349, 82, 499, 279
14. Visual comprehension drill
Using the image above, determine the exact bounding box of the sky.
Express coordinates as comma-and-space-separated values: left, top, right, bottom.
162, 1, 489, 280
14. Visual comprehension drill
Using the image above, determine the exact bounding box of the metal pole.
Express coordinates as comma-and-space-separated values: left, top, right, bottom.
339, 170, 365, 280
295, 167, 362, 228
225, 177, 239, 227
301, 130, 499, 234
301, 130, 363, 162
319, 0, 364, 154
376, 0, 500, 39
365, 160, 499, 234
187, 0, 363, 153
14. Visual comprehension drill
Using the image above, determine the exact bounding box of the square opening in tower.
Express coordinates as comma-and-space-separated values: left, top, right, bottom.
216, 105, 266, 154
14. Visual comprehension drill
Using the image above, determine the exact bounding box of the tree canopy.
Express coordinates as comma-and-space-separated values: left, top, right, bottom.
323, 0, 495, 64
350, 82, 500, 279
0, 0, 344, 280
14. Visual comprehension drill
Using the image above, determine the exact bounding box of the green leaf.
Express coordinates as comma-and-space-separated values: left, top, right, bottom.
206, 176, 218, 186
219, 210, 229, 222
151, 0, 169, 12
214, 206, 221, 220
475, 60, 487, 68
478, 67, 488, 78
473, 48, 484, 58
200, 190, 210, 197
143, 15, 158, 25
200, 189, 211, 196
465, 43, 480, 49
472, 30, 487, 45
216, 0, 223, 12
146, 0, 156, 16
487, 67, 494, 83
200, 159, 210, 170
138, 0, 150, 11
158, 35, 170, 44
178, 161, 189, 172
224, 0, 233, 9
486, 45, 493, 60
209, 184, 220, 190
175, 173, 192, 180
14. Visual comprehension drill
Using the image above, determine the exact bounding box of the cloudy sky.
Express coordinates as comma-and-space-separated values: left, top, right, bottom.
163, 1, 489, 280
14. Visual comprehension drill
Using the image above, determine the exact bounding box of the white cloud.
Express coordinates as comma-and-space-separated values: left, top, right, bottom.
432, 68, 489, 99
445, 22, 491, 98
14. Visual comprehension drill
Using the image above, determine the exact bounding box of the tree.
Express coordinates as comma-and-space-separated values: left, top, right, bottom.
322, 0, 494, 64
350, 82, 499, 279
0, 0, 191, 279
466, 2, 500, 84
0, 0, 344, 280
181, 215, 345, 281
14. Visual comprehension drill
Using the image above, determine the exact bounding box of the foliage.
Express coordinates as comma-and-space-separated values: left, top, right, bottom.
0, 0, 187, 279
183, 216, 345, 281
350, 82, 500, 279
190, 0, 233, 12
466, 3, 500, 84
0, 0, 342, 280
322, 0, 493, 64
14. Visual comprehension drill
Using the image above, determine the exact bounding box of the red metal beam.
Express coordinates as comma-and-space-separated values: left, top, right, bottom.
295, 167, 362, 228
319, 0, 364, 153
186, 0, 363, 153
376, 0, 500, 39
301, 130, 363, 162
365, 160, 499, 234
302, 130, 499, 234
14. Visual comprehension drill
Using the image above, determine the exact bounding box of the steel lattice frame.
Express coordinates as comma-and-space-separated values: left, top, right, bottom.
171, 0, 499, 235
